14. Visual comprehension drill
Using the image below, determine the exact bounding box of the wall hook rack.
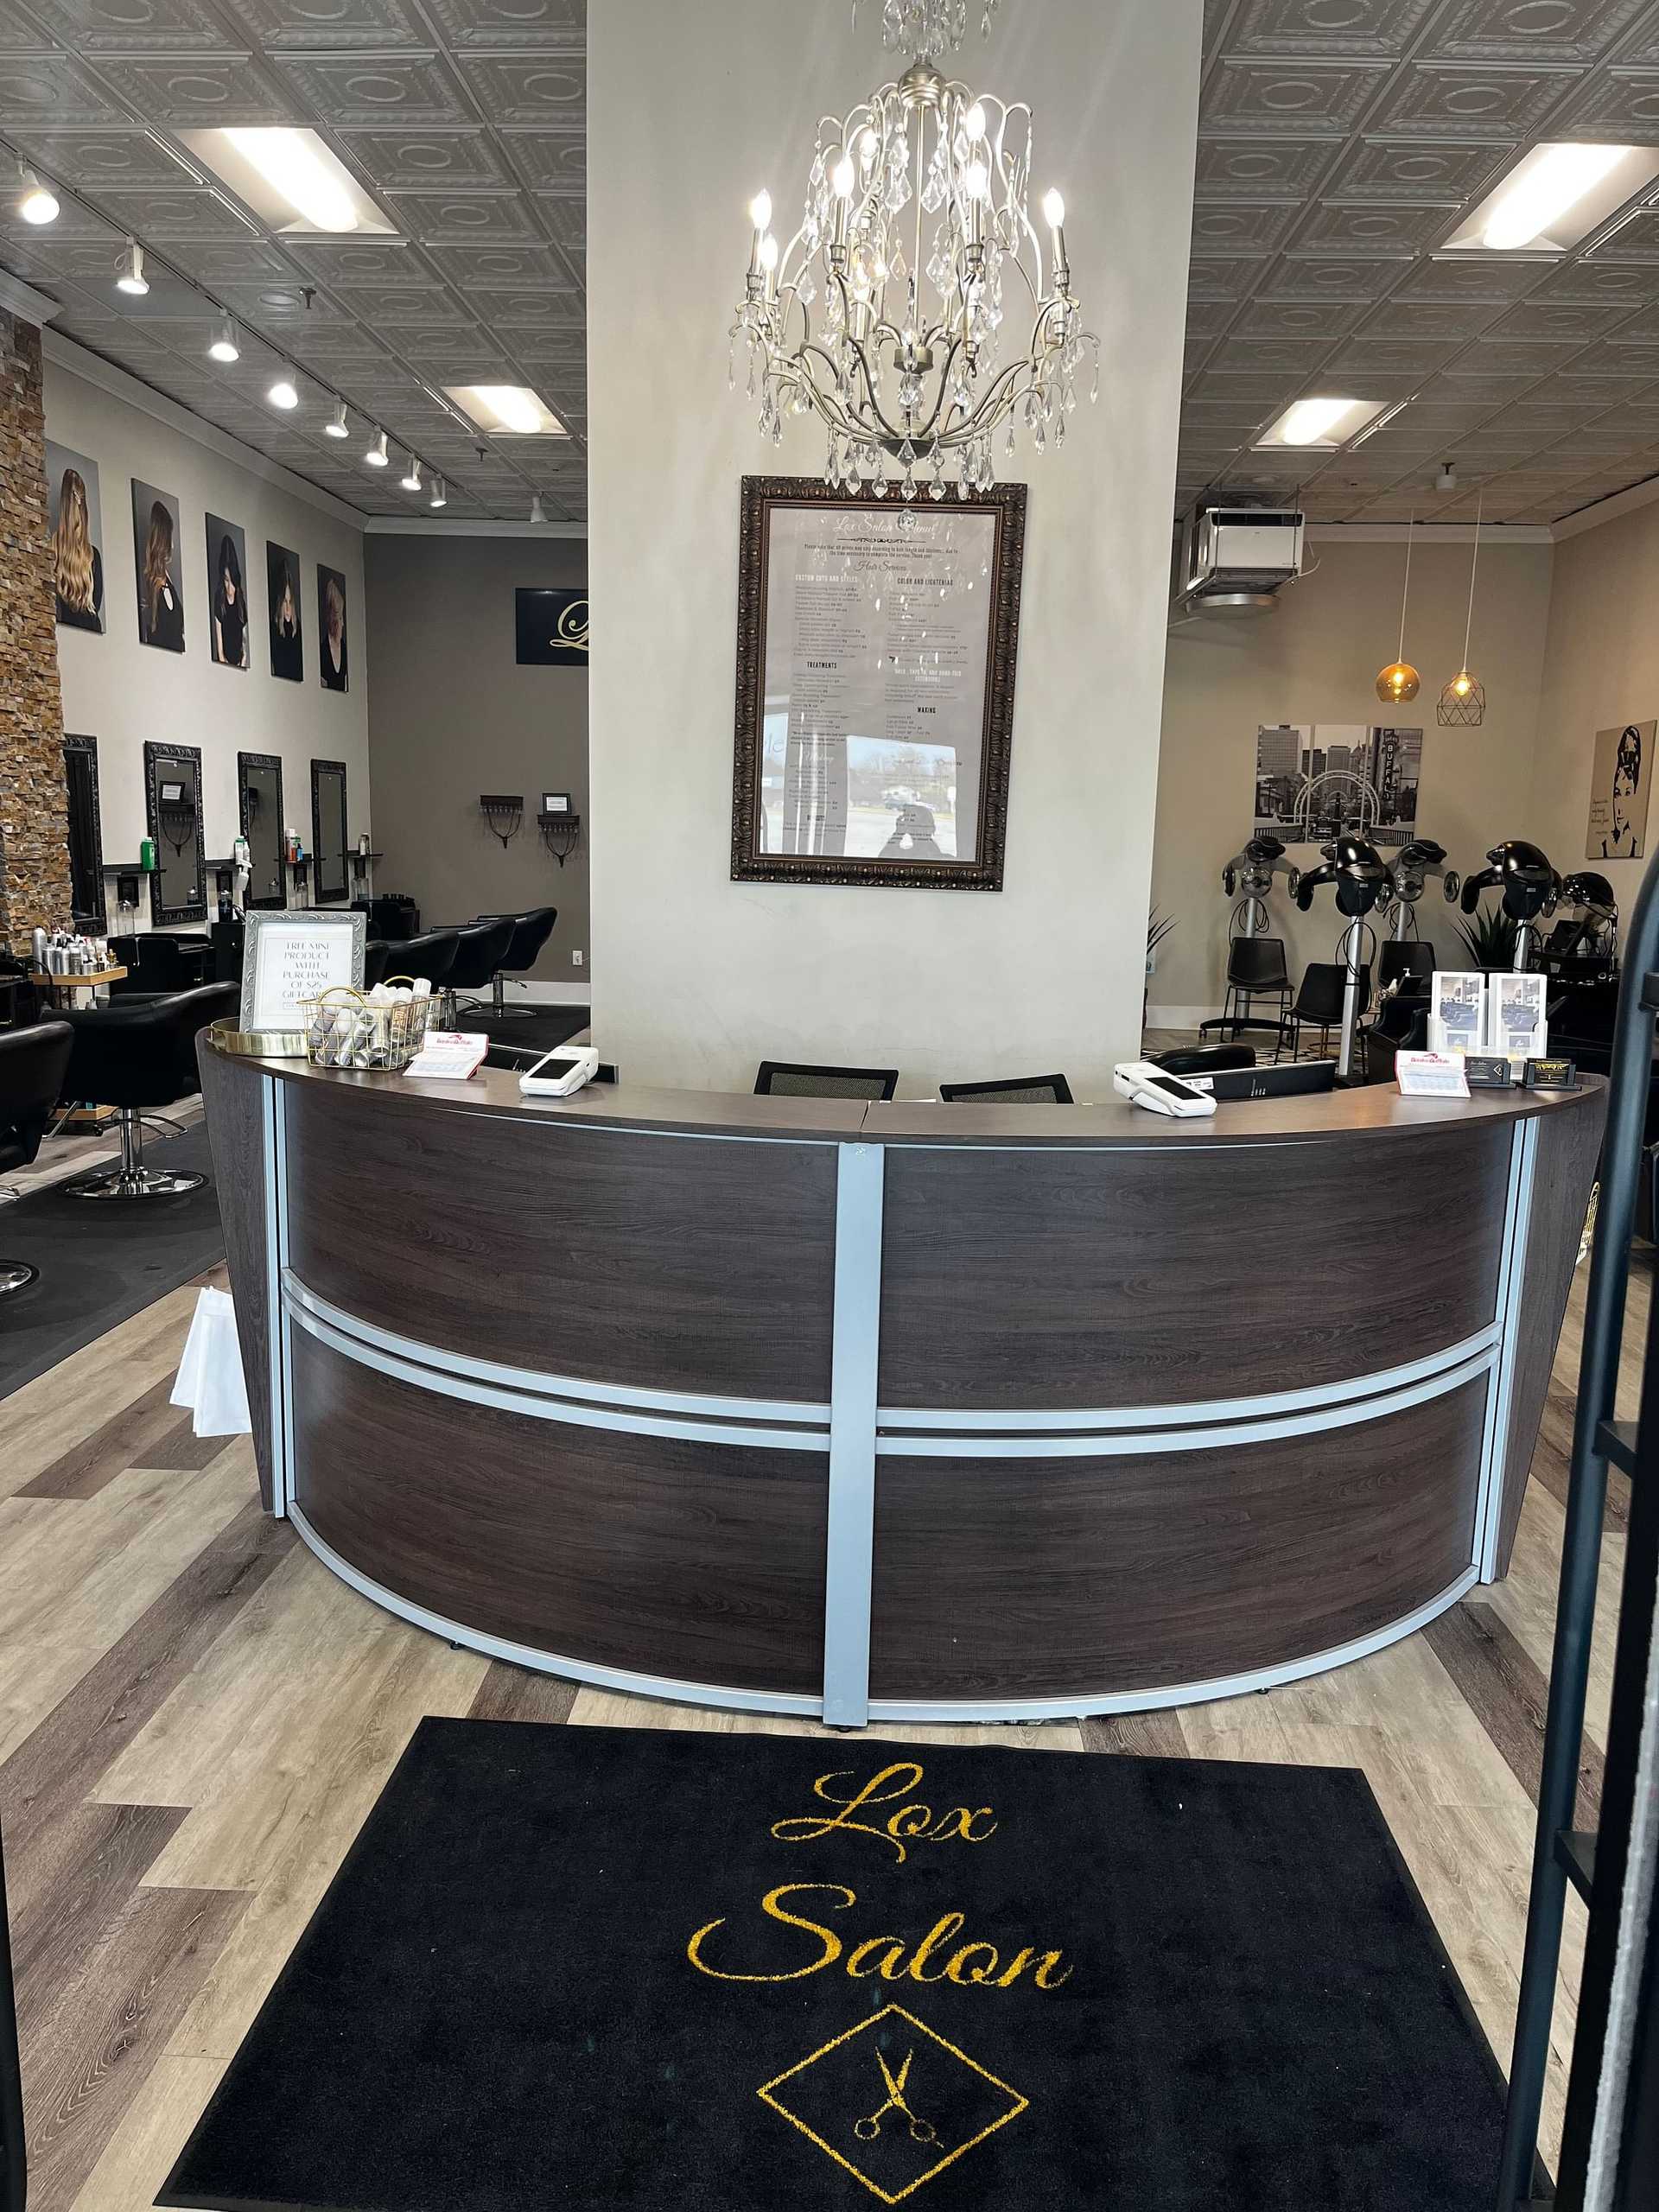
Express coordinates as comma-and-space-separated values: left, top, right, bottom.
537, 794, 581, 867
480, 794, 524, 849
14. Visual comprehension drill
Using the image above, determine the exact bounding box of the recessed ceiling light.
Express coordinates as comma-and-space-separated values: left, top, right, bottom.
16, 164, 58, 226
208, 315, 239, 363
268, 376, 299, 410
443, 384, 567, 437
429, 474, 447, 510
1443, 142, 1659, 255
1255, 396, 1392, 451
400, 455, 422, 493
325, 398, 350, 439
116, 241, 149, 296
365, 428, 389, 467
178, 125, 395, 238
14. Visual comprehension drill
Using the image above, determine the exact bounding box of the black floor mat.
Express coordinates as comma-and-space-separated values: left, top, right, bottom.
162, 1720, 1520, 2212
0, 1123, 225, 1400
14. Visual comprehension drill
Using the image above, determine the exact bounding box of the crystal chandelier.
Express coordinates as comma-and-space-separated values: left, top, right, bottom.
854, 0, 1003, 60
732, 24, 1096, 499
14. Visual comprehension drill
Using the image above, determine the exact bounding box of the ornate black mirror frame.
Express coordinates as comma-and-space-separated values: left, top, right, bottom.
144, 737, 207, 925
311, 757, 349, 905
62, 731, 105, 929
238, 750, 287, 911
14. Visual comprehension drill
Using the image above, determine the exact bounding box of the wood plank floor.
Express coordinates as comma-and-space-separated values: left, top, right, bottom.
0, 1245, 1642, 2210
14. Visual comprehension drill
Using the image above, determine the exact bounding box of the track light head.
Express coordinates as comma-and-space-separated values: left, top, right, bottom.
365, 428, 389, 467
325, 398, 350, 439
116, 240, 149, 295
16, 165, 58, 226
429, 474, 447, 509
208, 315, 239, 363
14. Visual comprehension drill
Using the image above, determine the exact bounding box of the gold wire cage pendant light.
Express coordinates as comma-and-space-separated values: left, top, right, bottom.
1438, 493, 1486, 728
1376, 512, 1421, 705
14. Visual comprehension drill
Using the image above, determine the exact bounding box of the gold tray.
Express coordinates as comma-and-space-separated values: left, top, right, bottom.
207, 1016, 308, 1059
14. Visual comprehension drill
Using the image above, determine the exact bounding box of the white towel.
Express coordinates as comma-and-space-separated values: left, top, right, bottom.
171, 1287, 252, 1438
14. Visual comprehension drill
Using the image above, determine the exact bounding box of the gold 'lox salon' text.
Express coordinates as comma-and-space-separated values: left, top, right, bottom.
684, 1763, 1072, 1993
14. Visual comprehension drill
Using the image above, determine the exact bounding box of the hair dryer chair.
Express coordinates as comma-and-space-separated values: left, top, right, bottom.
1459, 840, 1560, 971
1220, 834, 1299, 937
1294, 836, 1396, 1080
1386, 838, 1458, 940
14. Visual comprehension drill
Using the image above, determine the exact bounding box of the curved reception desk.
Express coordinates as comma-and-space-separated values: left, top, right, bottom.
199, 1044, 1604, 1728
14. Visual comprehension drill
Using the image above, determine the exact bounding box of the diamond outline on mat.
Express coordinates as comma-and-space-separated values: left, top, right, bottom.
756, 2002, 1027, 2202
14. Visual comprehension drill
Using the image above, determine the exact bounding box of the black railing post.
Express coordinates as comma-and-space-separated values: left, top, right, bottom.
1496, 849, 1659, 2209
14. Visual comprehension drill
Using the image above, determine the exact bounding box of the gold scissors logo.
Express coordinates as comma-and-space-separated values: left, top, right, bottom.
854, 2048, 938, 2145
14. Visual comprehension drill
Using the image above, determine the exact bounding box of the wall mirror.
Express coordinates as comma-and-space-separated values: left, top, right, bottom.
311, 759, 348, 905
62, 733, 105, 928
238, 751, 287, 911
144, 739, 207, 925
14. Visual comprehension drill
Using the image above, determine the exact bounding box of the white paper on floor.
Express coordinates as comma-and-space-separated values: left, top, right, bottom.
172, 1287, 252, 1437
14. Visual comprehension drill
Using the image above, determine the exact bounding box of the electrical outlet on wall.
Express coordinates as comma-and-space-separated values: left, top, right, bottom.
572, 949, 584, 967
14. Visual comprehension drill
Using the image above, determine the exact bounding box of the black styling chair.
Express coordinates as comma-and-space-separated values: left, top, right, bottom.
1288, 960, 1370, 1060
395, 929, 461, 993
755, 1061, 899, 1101
1152, 1044, 1255, 1078
0, 1020, 73, 1297
479, 907, 559, 1019
444, 917, 518, 1015
939, 1074, 1074, 1103
109, 933, 212, 996
1377, 938, 1436, 993
362, 938, 393, 990
59, 984, 236, 1199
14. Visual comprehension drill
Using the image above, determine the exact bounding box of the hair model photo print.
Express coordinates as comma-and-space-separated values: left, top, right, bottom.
47, 442, 105, 634
268, 542, 303, 683
208, 516, 251, 671
132, 480, 185, 653
318, 565, 349, 694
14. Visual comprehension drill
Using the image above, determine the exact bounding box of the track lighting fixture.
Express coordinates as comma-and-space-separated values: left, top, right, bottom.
365, 428, 389, 467
400, 455, 422, 493
208, 316, 239, 363
268, 376, 299, 409
429, 475, 447, 510
116, 240, 149, 296
325, 398, 350, 439
529, 493, 546, 524
16, 164, 58, 226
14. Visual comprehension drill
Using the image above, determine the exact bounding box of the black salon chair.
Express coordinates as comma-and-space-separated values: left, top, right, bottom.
1377, 939, 1435, 993
395, 929, 461, 991
59, 984, 236, 1199
443, 918, 518, 1015
1211, 937, 1292, 1043
0, 1020, 73, 1296
479, 907, 559, 1018
755, 1061, 899, 1100
1361, 984, 1432, 1085
939, 1073, 1074, 1103
1152, 1044, 1255, 1078
1287, 961, 1369, 1060
109, 934, 211, 996
362, 938, 392, 990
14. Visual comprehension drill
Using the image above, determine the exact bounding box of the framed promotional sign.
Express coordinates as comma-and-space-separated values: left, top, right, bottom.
241, 910, 365, 1045
730, 475, 1027, 892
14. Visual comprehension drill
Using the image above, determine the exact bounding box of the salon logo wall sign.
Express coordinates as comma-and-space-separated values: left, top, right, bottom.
683, 1760, 1052, 2200
515, 586, 589, 666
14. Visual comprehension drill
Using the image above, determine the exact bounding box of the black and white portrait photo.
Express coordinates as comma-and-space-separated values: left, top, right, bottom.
267, 543, 303, 683
47, 442, 105, 634
207, 515, 251, 671
131, 480, 185, 653
1586, 721, 1655, 861
318, 565, 349, 694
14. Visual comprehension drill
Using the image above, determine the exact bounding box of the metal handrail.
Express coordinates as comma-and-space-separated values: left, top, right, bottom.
1496, 848, 1659, 2208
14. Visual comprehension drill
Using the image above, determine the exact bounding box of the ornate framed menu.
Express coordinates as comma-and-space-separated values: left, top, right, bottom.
731, 476, 1026, 891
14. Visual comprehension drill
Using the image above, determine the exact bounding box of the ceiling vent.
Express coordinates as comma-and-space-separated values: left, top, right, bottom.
1171, 503, 1306, 627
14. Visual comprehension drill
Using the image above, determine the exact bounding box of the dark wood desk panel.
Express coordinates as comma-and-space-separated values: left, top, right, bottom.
868, 1376, 1488, 1701
283, 1080, 841, 1401
290, 1329, 829, 1695
877, 1122, 1510, 1410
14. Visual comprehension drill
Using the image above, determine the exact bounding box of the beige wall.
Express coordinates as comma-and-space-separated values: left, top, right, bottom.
588, 0, 1201, 1093
365, 534, 588, 986
1151, 535, 1556, 1023
47, 355, 370, 925
1532, 501, 1659, 918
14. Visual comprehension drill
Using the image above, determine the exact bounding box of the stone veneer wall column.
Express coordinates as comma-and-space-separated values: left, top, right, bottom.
0, 308, 70, 948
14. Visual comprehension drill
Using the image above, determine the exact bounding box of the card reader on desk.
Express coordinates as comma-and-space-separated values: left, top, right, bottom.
1113, 1060, 1218, 1119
